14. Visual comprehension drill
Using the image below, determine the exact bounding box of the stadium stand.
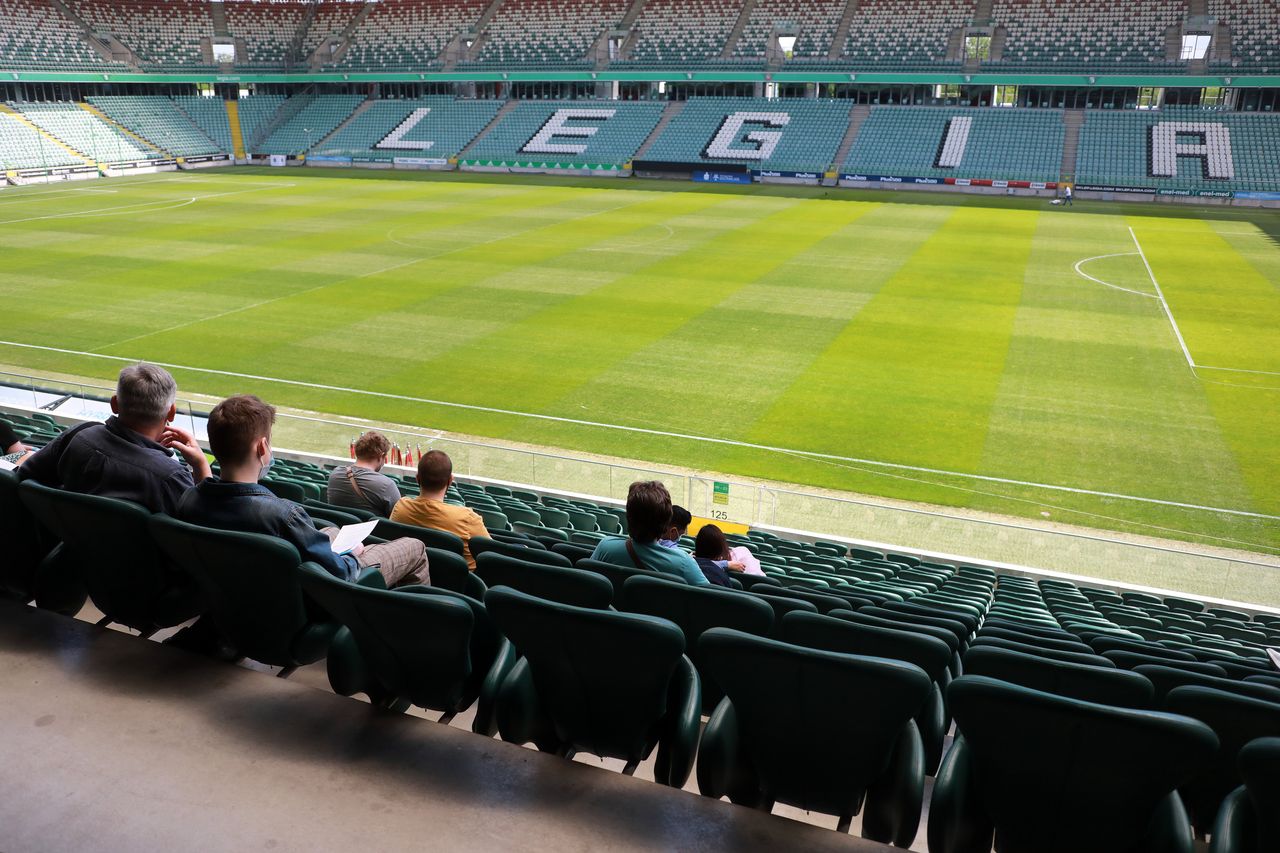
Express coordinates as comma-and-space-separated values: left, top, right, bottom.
844, 107, 1065, 183
172, 95, 235, 153
985, 0, 1185, 73
4, 403, 1280, 847
733, 0, 843, 60
462, 100, 665, 166
75, 0, 214, 71
462, 0, 627, 69
841, 0, 968, 69
1209, 0, 1280, 73
314, 96, 504, 160
0, 0, 118, 71
9, 101, 159, 162
87, 95, 225, 157
639, 97, 851, 173
303, 0, 364, 64
0, 109, 84, 169
1076, 107, 1280, 193
233, 93, 287, 152
338, 0, 487, 71
223, 0, 308, 70
254, 94, 365, 155
616, 0, 743, 66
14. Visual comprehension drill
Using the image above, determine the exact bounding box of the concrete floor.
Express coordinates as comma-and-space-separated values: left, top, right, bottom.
83, 602, 936, 851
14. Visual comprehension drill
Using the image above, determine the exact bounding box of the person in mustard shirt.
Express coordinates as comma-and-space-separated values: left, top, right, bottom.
390, 450, 488, 570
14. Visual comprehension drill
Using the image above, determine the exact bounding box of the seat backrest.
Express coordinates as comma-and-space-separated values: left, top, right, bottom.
0, 470, 46, 600
963, 645, 1154, 708
475, 552, 613, 609
621, 575, 773, 711
423, 546, 471, 594
470, 535, 572, 567
1135, 665, 1280, 705
1105, 650, 1228, 676
299, 565, 474, 712
148, 514, 318, 666
970, 636, 1115, 668
947, 675, 1218, 853
261, 478, 307, 502
863, 604, 969, 648
781, 610, 952, 682
835, 609, 960, 652
700, 627, 932, 816
1165, 686, 1280, 831
20, 479, 167, 629
1240, 737, 1280, 853
1090, 636, 1198, 661
749, 591, 819, 632
374, 517, 465, 557
761, 584, 853, 614
977, 625, 1095, 654
575, 557, 666, 600
485, 585, 686, 759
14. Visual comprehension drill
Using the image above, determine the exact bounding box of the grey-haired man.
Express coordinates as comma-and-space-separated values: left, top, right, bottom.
21, 363, 212, 514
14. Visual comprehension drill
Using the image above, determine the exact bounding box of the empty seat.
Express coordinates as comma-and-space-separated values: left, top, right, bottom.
697, 627, 931, 844
484, 585, 700, 786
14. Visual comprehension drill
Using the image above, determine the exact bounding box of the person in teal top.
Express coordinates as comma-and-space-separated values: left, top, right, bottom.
590, 481, 709, 587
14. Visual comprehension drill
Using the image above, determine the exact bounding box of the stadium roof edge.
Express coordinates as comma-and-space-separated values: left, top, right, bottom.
1, 69, 1277, 87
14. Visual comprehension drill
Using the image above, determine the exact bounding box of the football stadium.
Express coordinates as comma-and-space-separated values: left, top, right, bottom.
0, 1, 1278, 850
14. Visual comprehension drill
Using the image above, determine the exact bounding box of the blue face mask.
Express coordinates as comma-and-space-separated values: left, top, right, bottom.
259, 451, 274, 480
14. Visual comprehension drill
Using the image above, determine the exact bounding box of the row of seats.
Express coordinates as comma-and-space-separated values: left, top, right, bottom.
339, 0, 486, 71
845, 106, 1065, 182
463, 100, 666, 166
223, 0, 309, 68
3, 410, 1277, 849
171, 95, 234, 153
8, 461, 1277, 851
74, 0, 212, 70
86, 95, 224, 157
462, 0, 627, 68
315, 96, 504, 160
8, 101, 159, 163
1076, 106, 1280, 192
0, 109, 84, 169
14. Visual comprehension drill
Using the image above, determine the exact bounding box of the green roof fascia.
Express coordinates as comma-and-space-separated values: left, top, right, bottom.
1, 68, 1277, 88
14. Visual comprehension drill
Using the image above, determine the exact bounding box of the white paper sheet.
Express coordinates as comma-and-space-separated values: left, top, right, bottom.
329, 520, 377, 555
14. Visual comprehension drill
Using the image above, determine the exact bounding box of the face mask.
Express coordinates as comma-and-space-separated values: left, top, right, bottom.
259, 450, 274, 480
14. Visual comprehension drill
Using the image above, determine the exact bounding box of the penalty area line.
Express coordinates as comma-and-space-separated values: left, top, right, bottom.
0, 339, 1276, 522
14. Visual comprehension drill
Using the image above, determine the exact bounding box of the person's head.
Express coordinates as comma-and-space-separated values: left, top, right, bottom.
626, 480, 673, 544
353, 431, 390, 469
111, 363, 178, 429
694, 524, 729, 561
664, 504, 692, 542
206, 394, 277, 479
416, 449, 453, 496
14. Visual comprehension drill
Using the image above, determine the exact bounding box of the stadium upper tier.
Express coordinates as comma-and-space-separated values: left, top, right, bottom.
0, 0, 1276, 74
4, 97, 1280, 197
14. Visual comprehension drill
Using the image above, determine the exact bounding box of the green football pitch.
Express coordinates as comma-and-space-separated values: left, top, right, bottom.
0, 168, 1276, 556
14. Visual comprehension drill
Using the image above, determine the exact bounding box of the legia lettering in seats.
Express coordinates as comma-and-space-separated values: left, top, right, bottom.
329, 520, 378, 555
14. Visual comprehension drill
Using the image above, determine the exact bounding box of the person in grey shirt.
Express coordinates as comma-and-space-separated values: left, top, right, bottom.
326, 431, 402, 517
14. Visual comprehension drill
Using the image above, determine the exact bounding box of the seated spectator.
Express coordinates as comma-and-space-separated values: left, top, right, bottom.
390, 450, 488, 570
0, 419, 33, 466
19, 363, 211, 514
659, 505, 692, 549
692, 524, 742, 588
326, 431, 401, 516
179, 394, 429, 587
728, 541, 764, 576
591, 481, 708, 586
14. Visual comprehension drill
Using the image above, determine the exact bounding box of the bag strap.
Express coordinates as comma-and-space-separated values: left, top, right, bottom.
345, 466, 368, 504
625, 539, 649, 572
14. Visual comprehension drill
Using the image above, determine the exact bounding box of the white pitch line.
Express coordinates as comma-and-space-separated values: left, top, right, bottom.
0, 337, 1276, 522
0, 187, 118, 205
1196, 365, 1280, 377
1129, 225, 1196, 369
0, 183, 295, 227
1072, 252, 1158, 299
